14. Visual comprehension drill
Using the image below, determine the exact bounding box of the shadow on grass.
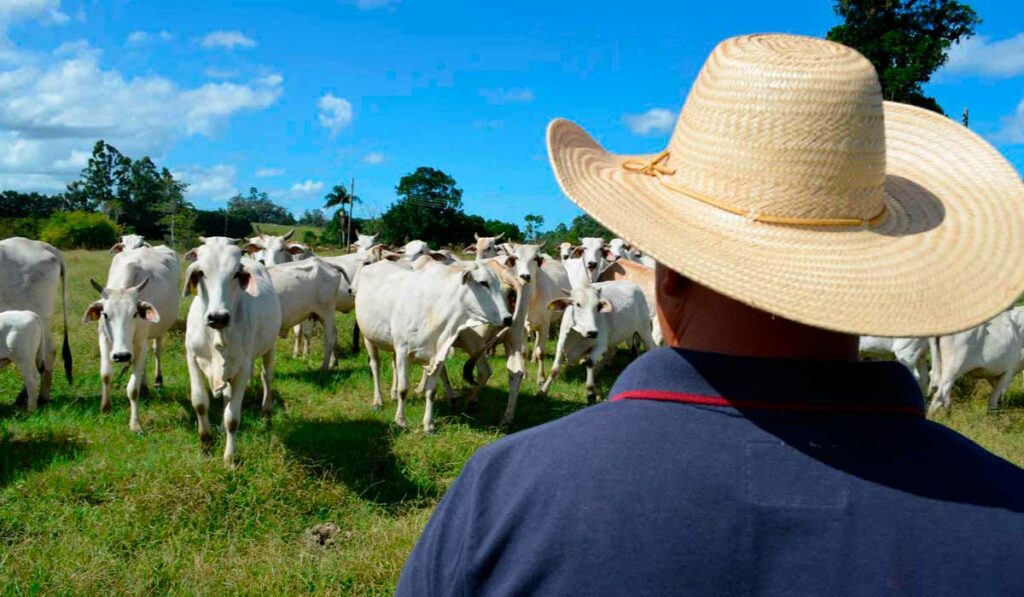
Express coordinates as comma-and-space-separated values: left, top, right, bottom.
447, 385, 588, 434
0, 430, 84, 487
274, 366, 358, 386
279, 418, 435, 511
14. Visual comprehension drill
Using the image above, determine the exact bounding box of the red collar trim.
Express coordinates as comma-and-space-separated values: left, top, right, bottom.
610, 389, 924, 418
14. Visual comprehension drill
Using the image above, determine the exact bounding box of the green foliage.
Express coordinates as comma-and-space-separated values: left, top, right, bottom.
39, 211, 118, 249
0, 218, 43, 239
227, 187, 296, 225
193, 209, 253, 240
302, 230, 319, 245
826, 0, 980, 113
298, 209, 327, 227
523, 213, 545, 241
0, 191, 67, 218
395, 167, 462, 210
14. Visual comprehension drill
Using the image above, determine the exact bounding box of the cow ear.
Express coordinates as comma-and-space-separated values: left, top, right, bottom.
137, 301, 160, 323
287, 243, 309, 256
427, 251, 448, 262
598, 299, 613, 313
602, 248, 615, 260
464, 245, 477, 254
534, 255, 545, 267
462, 270, 474, 285
547, 297, 572, 312
81, 301, 103, 323
182, 265, 201, 297
238, 268, 259, 297
184, 248, 199, 263
242, 242, 262, 255
109, 243, 123, 254
570, 246, 584, 258
504, 255, 517, 267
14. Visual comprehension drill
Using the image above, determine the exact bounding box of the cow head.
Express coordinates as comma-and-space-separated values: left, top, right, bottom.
181, 243, 260, 329
460, 262, 513, 328
243, 229, 306, 265
607, 238, 633, 261
558, 242, 574, 261
400, 240, 430, 261
548, 284, 611, 339
352, 231, 378, 254
109, 234, 150, 254
501, 242, 546, 284
578, 237, 607, 278
465, 232, 504, 260
82, 277, 160, 363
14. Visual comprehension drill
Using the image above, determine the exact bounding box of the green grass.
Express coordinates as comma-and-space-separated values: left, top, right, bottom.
253, 222, 324, 241
1, 250, 1022, 594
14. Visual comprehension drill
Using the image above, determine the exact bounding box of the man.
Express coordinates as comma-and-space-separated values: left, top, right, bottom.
397, 34, 1024, 595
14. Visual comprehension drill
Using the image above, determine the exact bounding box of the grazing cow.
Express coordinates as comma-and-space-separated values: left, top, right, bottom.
526, 256, 571, 382
598, 259, 663, 346
356, 258, 512, 433
464, 233, 505, 260
110, 234, 150, 253
82, 243, 180, 432
859, 336, 930, 392
557, 242, 573, 262
244, 228, 309, 265
928, 307, 1024, 414
0, 311, 47, 411
540, 281, 657, 402
0, 237, 73, 404
182, 242, 282, 464
266, 258, 348, 370
399, 240, 431, 261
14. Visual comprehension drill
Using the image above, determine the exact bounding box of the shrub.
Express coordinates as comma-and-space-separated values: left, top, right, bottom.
40, 211, 118, 249
302, 230, 318, 246
0, 217, 43, 240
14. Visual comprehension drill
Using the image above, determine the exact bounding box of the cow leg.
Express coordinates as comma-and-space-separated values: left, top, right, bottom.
390, 354, 399, 403
222, 370, 250, 466
437, 366, 455, 402
124, 338, 149, 433
501, 345, 526, 428
539, 322, 572, 396
39, 332, 54, 404
152, 337, 164, 388
320, 311, 338, 372
467, 356, 491, 407
928, 377, 955, 416
585, 343, 608, 404
364, 339, 384, 411
422, 365, 442, 434
393, 350, 410, 429
16, 353, 40, 414
988, 371, 1015, 413
99, 334, 113, 414
534, 326, 550, 384
292, 323, 303, 358
261, 350, 275, 417
186, 352, 213, 445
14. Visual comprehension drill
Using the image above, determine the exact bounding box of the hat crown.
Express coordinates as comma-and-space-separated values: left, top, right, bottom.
667, 34, 887, 222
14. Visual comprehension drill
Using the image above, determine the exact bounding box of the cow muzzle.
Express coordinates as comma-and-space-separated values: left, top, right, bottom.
519, 273, 531, 283
587, 261, 598, 270
206, 312, 231, 329
112, 352, 132, 363
502, 316, 513, 327
584, 330, 598, 339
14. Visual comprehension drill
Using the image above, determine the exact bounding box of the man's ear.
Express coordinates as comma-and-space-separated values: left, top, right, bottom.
548, 297, 572, 312
598, 299, 613, 313
137, 301, 161, 323
81, 301, 103, 323
109, 242, 123, 254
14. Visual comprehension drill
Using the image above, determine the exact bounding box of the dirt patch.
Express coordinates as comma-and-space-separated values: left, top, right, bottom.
304, 522, 351, 549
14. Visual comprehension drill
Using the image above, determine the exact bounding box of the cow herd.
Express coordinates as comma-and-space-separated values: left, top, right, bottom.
1, 230, 1019, 466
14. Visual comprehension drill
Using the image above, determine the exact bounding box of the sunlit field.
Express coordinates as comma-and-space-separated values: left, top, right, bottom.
1, 249, 1022, 594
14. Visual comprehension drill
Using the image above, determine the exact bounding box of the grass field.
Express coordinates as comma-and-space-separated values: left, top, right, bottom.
2, 249, 1023, 594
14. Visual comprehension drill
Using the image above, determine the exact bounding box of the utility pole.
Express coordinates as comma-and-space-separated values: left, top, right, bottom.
346, 176, 355, 251
962, 107, 969, 128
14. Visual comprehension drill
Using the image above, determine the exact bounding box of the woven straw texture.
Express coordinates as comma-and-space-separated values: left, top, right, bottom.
546, 34, 1024, 337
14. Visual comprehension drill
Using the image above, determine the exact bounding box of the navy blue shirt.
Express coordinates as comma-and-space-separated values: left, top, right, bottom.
397, 348, 1024, 596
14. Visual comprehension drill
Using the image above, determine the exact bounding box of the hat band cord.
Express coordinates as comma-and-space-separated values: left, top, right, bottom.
622, 150, 887, 228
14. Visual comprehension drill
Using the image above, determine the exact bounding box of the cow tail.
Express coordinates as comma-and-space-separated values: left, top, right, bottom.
462, 357, 477, 386
59, 252, 73, 385
927, 336, 940, 397
351, 322, 361, 355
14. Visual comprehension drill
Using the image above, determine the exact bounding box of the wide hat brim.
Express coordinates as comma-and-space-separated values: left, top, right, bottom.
547, 102, 1024, 337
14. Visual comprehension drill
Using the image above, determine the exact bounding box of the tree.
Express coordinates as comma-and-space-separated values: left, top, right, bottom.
377, 167, 466, 247
64, 140, 130, 213
298, 209, 327, 227
322, 183, 361, 246
395, 167, 462, 210
227, 187, 295, 225
154, 168, 197, 248
523, 213, 544, 241
826, 0, 980, 114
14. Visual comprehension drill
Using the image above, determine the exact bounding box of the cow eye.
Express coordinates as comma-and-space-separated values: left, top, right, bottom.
480, 281, 490, 289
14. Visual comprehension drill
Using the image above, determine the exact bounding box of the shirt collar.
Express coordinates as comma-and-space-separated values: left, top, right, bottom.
609, 348, 925, 417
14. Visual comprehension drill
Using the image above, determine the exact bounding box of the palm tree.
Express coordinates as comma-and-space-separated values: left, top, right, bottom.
324, 183, 361, 246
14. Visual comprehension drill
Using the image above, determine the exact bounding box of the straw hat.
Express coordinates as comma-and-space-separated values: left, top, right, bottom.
546, 33, 1024, 337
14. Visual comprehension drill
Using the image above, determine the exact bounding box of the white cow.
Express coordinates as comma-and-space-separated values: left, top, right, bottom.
571, 237, 608, 283
356, 258, 512, 433
266, 258, 348, 370
182, 242, 282, 464
0, 237, 72, 404
607, 238, 637, 262
351, 231, 378, 254
110, 234, 150, 253
526, 256, 571, 382
859, 336, 931, 392
0, 311, 47, 411
82, 244, 180, 431
399, 240, 431, 261
540, 281, 656, 402
928, 307, 1024, 414
563, 257, 593, 290
244, 228, 309, 265
598, 258, 663, 346
464, 233, 505, 260
557, 242, 574, 262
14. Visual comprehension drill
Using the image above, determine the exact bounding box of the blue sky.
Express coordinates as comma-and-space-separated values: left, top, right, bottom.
2, 0, 1022, 229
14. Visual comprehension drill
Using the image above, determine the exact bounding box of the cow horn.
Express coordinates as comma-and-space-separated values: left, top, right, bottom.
283, 228, 295, 241
494, 232, 504, 241
131, 277, 150, 293
90, 278, 105, 296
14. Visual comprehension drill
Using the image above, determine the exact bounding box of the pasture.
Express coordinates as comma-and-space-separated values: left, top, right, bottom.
1, 249, 1022, 594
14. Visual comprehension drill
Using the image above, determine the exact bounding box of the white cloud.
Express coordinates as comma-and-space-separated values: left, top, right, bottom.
175, 164, 238, 202
256, 73, 282, 86
0, 0, 68, 28
994, 98, 1024, 145
363, 151, 385, 165
317, 93, 353, 136
291, 179, 324, 196
0, 40, 282, 191
127, 30, 171, 44
354, 0, 398, 10
203, 67, 238, 79
473, 119, 504, 131
200, 30, 256, 51
624, 108, 675, 136
479, 87, 535, 104
255, 167, 283, 177
945, 34, 1024, 79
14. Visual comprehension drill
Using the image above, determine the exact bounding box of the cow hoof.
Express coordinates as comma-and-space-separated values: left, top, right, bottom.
130, 425, 144, 435
154, 376, 163, 388
499, 419, 513, 431
100, 401, 112, 414
587, 393, 597, 405
394, 419, 409, 430
199, 431, 214, 445
423, 425, 436, 435
371, 403, 383, 413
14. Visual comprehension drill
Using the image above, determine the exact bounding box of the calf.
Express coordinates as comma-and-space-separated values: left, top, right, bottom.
540, 281, 656, 403
83, 244, 180, 432
859, 336, 930, 392
0, 237, 73, 403
929, 307, 1024, 414
0, 311, 47, 411
598, 259, 662, 346
525, 256, 570, 382
464, 233, 505, 260
266, 258, 348, 370
355, 258, 512, 433
182, 242, 282, 464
